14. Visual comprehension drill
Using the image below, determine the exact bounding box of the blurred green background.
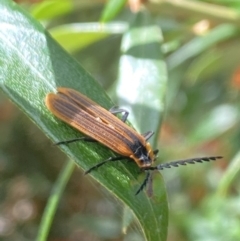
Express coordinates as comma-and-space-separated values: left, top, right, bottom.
0, 0, 240, 241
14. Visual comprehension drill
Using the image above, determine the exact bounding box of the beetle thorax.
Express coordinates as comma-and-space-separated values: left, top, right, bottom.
130, 142, 155, 168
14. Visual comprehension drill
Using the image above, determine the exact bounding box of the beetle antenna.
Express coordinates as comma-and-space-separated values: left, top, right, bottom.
135, 156, 222, 195
147, 156, 222, 171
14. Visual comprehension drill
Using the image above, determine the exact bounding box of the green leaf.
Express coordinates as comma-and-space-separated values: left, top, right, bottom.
50, 22, 127, 53
31, 0, 73, 20
100, 0, 127, 22
36, 160, 75, 241
117, 11, 167, 145
188, 105, 238, 144
115, 11, 168, 240
216, 151, 240, 197
0, 1, 167, 241
167, 24, 238, 70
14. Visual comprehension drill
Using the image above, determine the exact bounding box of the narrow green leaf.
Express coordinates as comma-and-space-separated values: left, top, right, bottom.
0, 1, 167, 241
36, 160, 75, 241
50, 22, 127, 53
167, 24, 238, 70
116, 11, 168, 241
117, 11, 167, 145
31, 0, 73, 20
188, 105, 238, 144
101, 0, 127, 22
216, 151, 240, 197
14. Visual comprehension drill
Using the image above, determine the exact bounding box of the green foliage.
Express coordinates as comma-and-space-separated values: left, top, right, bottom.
100, 0, 128, 22
0, 0, 240, 241
0, 1, 167, 241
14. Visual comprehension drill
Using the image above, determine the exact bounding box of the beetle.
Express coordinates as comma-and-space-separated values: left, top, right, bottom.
45, 87, 222, 194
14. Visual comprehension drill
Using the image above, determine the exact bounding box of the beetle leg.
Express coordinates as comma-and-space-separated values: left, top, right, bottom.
55, 136, 96, 145
135, 171, 151, 195
109, 106, 129, 122
142, 131, 154, 141
84, 156, 127, 174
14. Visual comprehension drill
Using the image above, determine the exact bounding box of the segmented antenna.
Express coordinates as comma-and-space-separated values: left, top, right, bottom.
135, 156, 222, 195
146, 156, 222, 171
